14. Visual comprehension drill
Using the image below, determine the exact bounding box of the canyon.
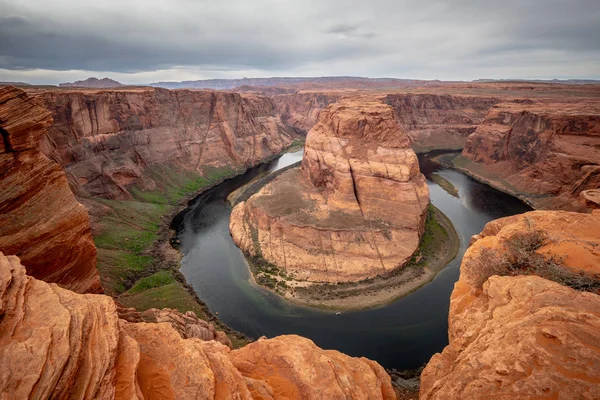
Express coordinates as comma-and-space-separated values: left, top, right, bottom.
0, 80, 599, 399
230, 97, 430, 287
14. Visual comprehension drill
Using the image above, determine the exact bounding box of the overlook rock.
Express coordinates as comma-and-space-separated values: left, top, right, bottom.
230, 97, 429, 284
459, 99, 600, 210
420, 210, 600, 399
0, 252, 395, 400
0, 87, 101, 293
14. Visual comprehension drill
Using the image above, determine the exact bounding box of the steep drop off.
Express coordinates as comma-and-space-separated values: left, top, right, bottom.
33, 87, 296, 199
230, 97, 429, 285
458, 100, 600, 210
0, 87, 101, 294
420, 210, 600, 399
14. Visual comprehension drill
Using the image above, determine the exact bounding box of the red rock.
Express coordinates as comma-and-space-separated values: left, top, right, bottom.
230, 97, 429, 283
461, 100, 600, 210
420, 210, 600, 399
0, 86, 101, 293
0, 252, 396, 400
31, 87, 296, 199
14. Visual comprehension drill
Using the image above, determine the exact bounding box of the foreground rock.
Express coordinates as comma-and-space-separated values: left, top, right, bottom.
459, 100, 600, 210
0, 252, 395, 399
231, 98, 429, 285
420, 210, 600, 399
31, 87, 296, 199
0, 87, 101, 293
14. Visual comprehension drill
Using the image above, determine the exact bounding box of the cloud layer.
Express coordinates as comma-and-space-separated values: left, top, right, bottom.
1, 0, 599, 84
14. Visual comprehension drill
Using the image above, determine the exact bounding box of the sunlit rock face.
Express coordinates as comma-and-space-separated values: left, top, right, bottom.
0, 251, 396, 400
231, 97, 429, 283
420, 210, 600, 400
0, 86, 101, 293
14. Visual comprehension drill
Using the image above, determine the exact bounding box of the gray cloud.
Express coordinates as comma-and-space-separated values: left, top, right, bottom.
0, 0, 598, 83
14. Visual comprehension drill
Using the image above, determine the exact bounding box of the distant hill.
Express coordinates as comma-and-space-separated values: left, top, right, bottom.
59, 77, 124, 88
473, 78, 600, 85
148, 76, 441, 90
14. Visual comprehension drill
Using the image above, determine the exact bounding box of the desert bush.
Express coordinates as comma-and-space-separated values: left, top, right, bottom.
475, 229, 600, 293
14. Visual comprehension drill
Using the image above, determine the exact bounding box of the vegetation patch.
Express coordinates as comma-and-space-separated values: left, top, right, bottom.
476, 229, 600, 293
430, 173, 459, 197
127, 270, 175, 294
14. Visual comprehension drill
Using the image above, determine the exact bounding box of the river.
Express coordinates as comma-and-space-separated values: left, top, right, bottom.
174, 149, 532, 369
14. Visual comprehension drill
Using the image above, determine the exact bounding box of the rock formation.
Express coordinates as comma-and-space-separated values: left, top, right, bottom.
59, 77, 124, 88
272, 91, 340, 133
420, 210, 600, 399
30, 87, 296, 199
0, 87, 101, 293
385, 93, 499, 151
459, 100, 600, 210
0, 251, 396, 400
230, 97, 429, 283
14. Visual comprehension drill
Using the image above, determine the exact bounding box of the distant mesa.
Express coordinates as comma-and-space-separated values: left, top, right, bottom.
59, 77, 124, 88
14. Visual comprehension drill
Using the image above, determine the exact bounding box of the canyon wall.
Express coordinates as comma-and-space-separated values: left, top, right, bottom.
385, 93, 499, 151
271, 91, 499, 152
0, 251, 396, 400
230, 97, 429, 284
420, 210, 600, 399
460, 100, 600, 210
0, 87, 101, 293
32, 87, 296, 199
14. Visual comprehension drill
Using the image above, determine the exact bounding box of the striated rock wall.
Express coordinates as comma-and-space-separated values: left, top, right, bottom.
0, 87, 101, 293
272, 91, 341, 133
0, 251, 396, 400
420, 210, 600, 399
385, 93, 499, 151
231, 98, 429, 283
32, 87, 296, 199
461, 100, 600, 210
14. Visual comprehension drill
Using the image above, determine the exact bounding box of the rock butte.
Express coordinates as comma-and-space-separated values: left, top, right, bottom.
420, 210, 600, 399
230, 98, 429, 283
0, 252, 395, 400
460, 99, 600, 210
0, 87, 101, 293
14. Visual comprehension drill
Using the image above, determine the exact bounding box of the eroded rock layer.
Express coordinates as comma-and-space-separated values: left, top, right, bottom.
420, 210, 600, 399
31, 87, 295, 199
0, 252, 396, 400
385, 93, 499, 151
231, 98, 429, 283
460, 100, 600, 210
0, 87, 100, 293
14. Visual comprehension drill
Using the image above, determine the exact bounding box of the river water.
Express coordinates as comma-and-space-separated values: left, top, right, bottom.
174, 149, 531, 369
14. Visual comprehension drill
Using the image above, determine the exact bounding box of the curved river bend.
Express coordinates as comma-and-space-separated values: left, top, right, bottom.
174, 149, 531, 369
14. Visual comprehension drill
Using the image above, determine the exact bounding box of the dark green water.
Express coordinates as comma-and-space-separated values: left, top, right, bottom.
174, 150, 532, 369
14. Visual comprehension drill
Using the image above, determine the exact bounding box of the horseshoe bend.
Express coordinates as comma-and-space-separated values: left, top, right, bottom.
230, 98, 431, 292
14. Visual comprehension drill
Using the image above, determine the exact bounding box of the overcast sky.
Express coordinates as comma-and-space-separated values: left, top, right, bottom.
1, 0, 599, 84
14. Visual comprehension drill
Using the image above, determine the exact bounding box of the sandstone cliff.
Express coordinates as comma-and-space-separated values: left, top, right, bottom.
0, 251, 396, 400
230, 98, 429, 284
385, 93, 499, 152
0, 87, 101, 294
272, 91, 341, 133
31, 87, 296, 199
459, 100, 600, 210
420, 210, 600, 399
